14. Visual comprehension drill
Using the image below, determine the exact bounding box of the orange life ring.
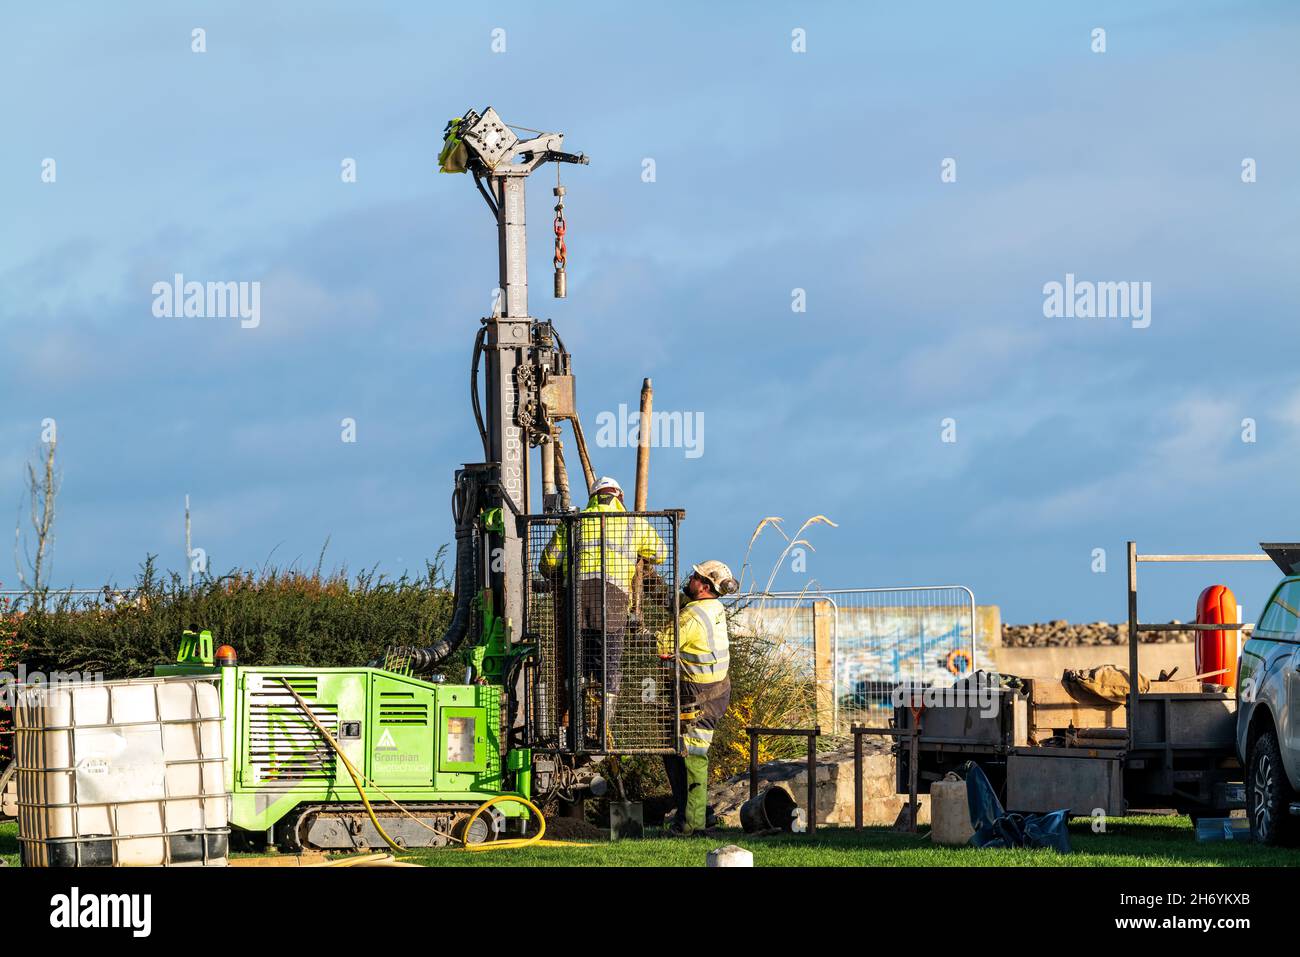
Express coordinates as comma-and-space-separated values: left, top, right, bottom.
1195, 584, 1239, 688
945, 649, 972, 676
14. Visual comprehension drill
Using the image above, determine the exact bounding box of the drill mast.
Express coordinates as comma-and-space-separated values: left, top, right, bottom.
441, 107, 588, 661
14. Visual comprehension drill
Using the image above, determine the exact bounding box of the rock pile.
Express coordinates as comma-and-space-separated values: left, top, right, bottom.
1001, 620, 1196, 646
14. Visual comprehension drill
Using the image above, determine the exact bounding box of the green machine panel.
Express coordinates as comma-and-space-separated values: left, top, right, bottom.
238, 670, 368, 791
440, 706, 487, 773
368, 672, 437, 787
435, 685, 501, 792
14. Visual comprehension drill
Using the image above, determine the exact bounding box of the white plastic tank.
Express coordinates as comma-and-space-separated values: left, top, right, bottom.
930, 772, 975, 846
15, 675, 229, 867
1, 776, 16, 818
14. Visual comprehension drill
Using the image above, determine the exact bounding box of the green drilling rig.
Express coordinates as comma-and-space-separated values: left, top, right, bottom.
157, 108, 684, 850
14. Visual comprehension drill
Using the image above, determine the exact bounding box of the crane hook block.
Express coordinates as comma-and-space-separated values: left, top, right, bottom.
553, 184, 568, 299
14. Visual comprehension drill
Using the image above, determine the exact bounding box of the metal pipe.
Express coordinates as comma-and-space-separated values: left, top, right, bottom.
1127, 541, 1138, 746
671, 514, 681, 753
1138, 622, 1247, 632
907, 726, 919, 831
1136, 554, 1271, 563
853, 731, 863, 831
635, 378, 652, 511
540, 439, 557, 510
806, 733, 817, 836
600, 512, 608, 752
631, 378, 652, 617
568, 416, 596, 496
748, 731, 759, 801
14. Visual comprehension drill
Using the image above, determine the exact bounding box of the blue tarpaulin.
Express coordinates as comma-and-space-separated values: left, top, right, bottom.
964, 761, 1071, 852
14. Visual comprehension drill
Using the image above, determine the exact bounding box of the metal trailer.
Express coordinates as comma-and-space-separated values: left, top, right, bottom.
894, 542, 1255, 818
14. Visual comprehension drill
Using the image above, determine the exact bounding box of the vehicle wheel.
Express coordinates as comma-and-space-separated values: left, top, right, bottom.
1247, 730, 1296, 846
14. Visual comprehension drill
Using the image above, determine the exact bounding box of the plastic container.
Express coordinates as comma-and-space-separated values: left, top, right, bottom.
15, 676, 229, 867
1, 774, 16, 818
1195, 816, 1250, 842
930, 773, 975, 846
1195, 585, 1239, 689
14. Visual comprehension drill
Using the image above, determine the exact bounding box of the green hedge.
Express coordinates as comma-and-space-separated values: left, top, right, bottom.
12, 554, 459, 680
0, 601, 24, 766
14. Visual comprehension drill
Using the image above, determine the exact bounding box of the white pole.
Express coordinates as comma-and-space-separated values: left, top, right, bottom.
185, 495, 192, 589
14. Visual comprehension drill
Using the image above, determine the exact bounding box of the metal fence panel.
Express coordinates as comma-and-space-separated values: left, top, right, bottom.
0, 589, 128, 614
727, 586, 976, 734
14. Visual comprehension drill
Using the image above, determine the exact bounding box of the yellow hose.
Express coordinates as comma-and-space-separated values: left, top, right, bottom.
456, 794, 593, 850
463, 794, 545, 851
278, 679, 406, 853
278, 678, 587, 853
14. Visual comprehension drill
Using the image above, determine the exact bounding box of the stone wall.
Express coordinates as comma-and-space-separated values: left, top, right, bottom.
709, 741, 929, 829
1001, 620, 1196, 647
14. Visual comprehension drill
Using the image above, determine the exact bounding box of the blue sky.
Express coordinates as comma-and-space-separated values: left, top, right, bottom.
2, 1, 1298, 623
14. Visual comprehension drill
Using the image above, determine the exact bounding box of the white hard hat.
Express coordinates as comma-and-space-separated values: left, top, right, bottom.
692, 560, 738, 596
592, 476, 623, 496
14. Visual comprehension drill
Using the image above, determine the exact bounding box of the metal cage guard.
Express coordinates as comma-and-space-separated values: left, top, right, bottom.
521, 510, 681, 755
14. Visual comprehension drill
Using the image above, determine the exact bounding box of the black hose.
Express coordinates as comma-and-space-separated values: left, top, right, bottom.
403, 473, 478, 672
473, 171, 499, 218
470, 327, 489, 459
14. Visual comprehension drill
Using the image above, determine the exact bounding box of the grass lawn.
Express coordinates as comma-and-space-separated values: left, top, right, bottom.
5, 815, 1299, 867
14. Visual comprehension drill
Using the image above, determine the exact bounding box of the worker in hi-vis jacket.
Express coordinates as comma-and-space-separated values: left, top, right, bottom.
540, 476, 666, 739
658, 559, 737, 834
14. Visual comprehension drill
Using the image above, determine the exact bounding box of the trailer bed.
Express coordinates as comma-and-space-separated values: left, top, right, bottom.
895, 683, 1242, 817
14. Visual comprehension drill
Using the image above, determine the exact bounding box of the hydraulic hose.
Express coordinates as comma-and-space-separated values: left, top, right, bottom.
406, 522, 475, 672
399, 472, 478, 673
470, 327, 489, 460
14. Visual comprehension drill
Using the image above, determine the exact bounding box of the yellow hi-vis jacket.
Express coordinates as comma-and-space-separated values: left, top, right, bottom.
658, 598, 729, 684
538, 496, 666, 592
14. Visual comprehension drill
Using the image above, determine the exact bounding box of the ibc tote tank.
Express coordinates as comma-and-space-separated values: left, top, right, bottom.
15, 675, 229, 867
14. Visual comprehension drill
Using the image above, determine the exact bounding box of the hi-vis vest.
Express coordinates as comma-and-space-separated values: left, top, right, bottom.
538, 496, 666, 592
659, 598, 729, 684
